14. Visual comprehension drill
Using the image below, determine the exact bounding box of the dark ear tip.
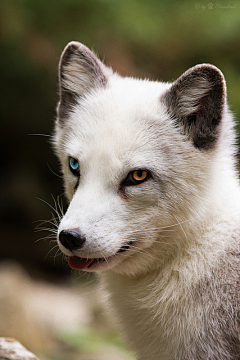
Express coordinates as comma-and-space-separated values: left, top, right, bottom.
184, 63, 226, 92
185, 63, 224, 76
62, 41, 85, 54
60, 41, 84, 67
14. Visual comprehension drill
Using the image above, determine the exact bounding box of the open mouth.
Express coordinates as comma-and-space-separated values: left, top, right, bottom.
68, 241, 133, 270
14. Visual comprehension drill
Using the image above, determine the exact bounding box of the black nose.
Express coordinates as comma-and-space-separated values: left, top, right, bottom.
59, 229, 86, 251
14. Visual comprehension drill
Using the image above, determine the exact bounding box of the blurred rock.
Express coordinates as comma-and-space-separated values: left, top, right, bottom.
0, 338, 39, 360
0, 262, 50, 354
0, 261, 134, 360
0, 261, 94, 355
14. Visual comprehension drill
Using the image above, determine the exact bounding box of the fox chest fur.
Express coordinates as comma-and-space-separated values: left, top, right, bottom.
53, 41, 240, 359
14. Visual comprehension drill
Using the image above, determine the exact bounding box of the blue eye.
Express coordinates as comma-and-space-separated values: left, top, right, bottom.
69, 157, 80, 175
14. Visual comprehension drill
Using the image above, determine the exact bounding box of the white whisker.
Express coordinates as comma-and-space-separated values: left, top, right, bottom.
35, 195, 65, 262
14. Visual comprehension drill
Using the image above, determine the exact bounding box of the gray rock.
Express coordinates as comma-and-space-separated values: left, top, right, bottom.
0, 338, 39, 360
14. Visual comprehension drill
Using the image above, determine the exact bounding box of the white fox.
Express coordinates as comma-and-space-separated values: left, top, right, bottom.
53, 41, 240, 360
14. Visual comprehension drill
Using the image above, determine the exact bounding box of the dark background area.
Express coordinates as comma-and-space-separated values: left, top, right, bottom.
1, 0, 240, 281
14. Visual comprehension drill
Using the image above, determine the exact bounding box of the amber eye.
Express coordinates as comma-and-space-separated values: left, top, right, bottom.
122, 169, 151, 186
132, 170, 148, 181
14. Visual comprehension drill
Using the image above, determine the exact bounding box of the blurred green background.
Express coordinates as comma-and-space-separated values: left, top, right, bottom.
1, 0, 240, 277
0, 0, 240, 358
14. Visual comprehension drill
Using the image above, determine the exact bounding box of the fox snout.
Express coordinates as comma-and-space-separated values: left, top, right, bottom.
59, 229, 86, 252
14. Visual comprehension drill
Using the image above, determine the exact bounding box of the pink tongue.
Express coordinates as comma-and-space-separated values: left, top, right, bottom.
68, 256, 94, 270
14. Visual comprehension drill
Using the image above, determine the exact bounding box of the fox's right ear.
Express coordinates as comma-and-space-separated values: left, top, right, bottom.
57, 41, 111, 123
161, 64, 226, 150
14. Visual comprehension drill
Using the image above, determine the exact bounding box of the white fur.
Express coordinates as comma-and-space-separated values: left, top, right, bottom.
54, 46, 240, 359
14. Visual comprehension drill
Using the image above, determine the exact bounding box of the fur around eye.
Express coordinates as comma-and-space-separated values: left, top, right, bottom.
69, 157, 80, 175
123, 170, 151, 186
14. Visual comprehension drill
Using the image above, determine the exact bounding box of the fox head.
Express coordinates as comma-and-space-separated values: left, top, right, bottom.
53, 41, 236, 276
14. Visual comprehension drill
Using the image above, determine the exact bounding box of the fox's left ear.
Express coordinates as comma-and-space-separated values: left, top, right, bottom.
162, 64, 226, 150
57, 41, 111, 123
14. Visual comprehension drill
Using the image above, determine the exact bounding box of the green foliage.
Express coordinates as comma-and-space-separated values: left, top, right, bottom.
56, 325, 135, 359
1, 0, 240, 120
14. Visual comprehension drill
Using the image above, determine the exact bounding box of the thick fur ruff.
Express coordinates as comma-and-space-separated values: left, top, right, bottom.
53, 41, 240, 359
